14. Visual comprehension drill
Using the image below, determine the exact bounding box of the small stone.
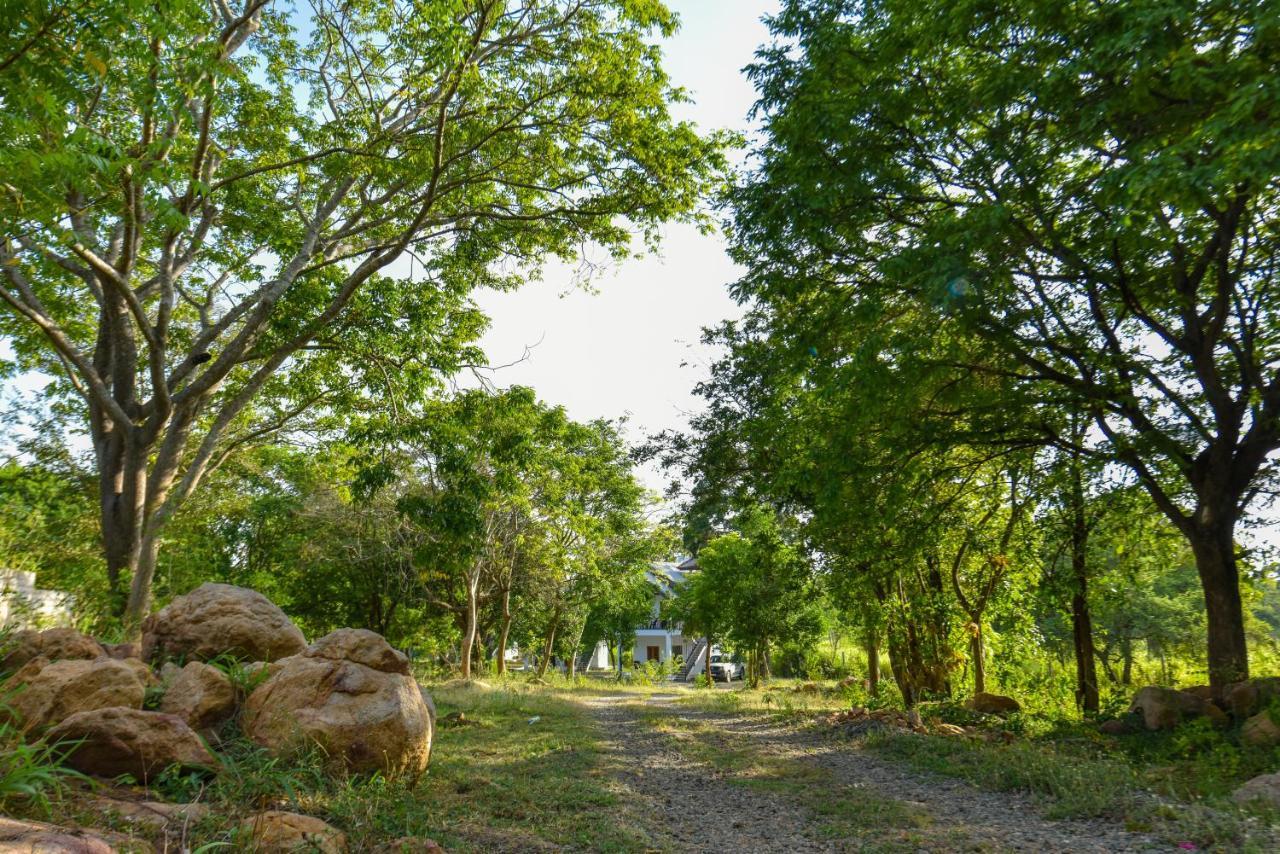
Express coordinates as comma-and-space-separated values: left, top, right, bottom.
0, 816, 119, 853
1241, 711, 1280, 748
1233, 772, 1280, 809
239, 811, 345, 853
965, 692, 1022, 716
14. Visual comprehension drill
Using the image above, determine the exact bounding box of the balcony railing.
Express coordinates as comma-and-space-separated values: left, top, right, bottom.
639, 619, 683, 631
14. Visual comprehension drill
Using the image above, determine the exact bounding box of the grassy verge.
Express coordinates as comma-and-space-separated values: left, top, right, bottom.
863, 729, 1280, 852
9, 678, 655, 853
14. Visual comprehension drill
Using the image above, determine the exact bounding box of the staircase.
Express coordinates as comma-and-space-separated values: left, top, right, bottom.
573, 647, 596, 674
676, 638, 708, 682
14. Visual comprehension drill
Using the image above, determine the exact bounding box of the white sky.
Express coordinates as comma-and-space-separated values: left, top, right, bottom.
470, 1, 779, 493
1, 1, 778, 499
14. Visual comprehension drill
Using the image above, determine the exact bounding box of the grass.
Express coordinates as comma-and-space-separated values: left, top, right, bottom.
862, 722, 1280, 852
0, 716, 88, 817
6, 669, 1278, 852
4, 676, 658, 852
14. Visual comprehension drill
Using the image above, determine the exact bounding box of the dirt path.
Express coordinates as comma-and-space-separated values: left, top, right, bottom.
584, 694, 1164, 853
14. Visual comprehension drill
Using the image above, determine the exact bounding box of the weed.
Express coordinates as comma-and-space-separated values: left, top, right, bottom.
0, 718, 87, 816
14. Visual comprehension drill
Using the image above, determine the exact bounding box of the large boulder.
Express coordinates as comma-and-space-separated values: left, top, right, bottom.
1128, 686, 1226, 731
1233, 772, 1280, 809
1225, 676, 1280, 720
964, 692, 1022, 716
239, 811, 346, 853
1242, 710, 1280, 748
2, 627, 104, 671
0, 817, 120, 854
2, 657, 147, 734
46, 706, 217, 780
141, 583, 306, 664
243, 629, 432, 777
159, 661, 236, 732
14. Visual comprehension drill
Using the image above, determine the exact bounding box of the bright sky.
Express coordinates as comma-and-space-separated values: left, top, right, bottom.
470, 1, 779, 494
1, 1, 778, 498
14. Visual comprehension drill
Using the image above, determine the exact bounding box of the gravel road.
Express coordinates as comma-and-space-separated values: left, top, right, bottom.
585, 693, 1166, 853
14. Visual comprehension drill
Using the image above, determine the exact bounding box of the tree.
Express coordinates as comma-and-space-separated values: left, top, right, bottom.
732, 0, 1280, 687
586, 571, 656, 680
666, 556, 733, 686
0, 0, 722, 625
695, 507, 820, 687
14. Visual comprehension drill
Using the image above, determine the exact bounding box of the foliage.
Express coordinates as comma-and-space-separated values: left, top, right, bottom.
727, 0, 1280, 686
687, 506, 822, 686
0, 0, 725, 622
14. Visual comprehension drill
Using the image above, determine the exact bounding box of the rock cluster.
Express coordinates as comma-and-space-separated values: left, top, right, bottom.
1, 583, 439, 852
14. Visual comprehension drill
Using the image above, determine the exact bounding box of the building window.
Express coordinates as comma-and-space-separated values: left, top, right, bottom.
673, 645, 683, 659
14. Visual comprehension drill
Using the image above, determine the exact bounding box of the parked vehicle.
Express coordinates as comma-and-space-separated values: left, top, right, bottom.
708, 652, 744, 682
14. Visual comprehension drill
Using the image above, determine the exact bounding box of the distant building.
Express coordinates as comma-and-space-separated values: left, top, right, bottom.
585, 556, 709, 681
0, 569, 74, 627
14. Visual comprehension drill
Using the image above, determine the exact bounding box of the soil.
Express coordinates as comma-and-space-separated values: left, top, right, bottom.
585, 693, 1163, 853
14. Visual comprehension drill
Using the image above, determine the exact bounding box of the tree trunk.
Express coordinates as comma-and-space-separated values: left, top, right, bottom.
1068, 451, 1100, 714
567, 644, 579, 679
1121, 637, 1133, 686
704, 637, 713, 686
459, 574, 479, 679
1187, 520, 1250, 689
865, 633, 880, 696
536, 614, 558, 678
970, 623, 986, 695
886, 631, 917, 707
1071, 586, 1099, 713
495, 605, 512, 676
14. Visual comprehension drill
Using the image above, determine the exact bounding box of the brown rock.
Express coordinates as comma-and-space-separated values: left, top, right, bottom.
372, 837, 446, 853
935, 723, 965, 736
965, 692, 1022, 716
1128, 686, 1223, 731
2, 627, 104, 671
3, 657, 147, 734
46, 706, 216, 780
305, 628, 410, 674
1242, 710, 1280, 748
102, 641, 142, 661
1099, 718, 1135, 735
159, 661, 236, 731
1225, 676, 1280, 720
239, 811, 345, 853
1233, 772, 1280, 809
89, 797, 210, 834
141, 583, 306, 664
0, 816, 120, 853
243, 630, 432, 777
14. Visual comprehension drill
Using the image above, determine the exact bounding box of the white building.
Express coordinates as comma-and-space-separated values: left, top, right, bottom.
1, 569, 74, 627
586, 557, 709, 680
